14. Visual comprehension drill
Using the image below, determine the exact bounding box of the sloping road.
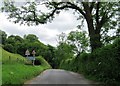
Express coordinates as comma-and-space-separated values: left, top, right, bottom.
24, 69, 97, 85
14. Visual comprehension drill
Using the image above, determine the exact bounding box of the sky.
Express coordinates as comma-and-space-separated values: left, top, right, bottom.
0, 1, 82, 47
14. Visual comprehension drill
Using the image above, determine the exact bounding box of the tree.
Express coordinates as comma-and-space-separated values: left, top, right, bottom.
55, 42, 74, 67
67, 30, 89, 56
1, 1, 119, 51
0, 30, 7, 45
15, 35, 23, 43
23, 34, 48, 56
57, 32, 67, 44
43, 45, 56, 68
55, 32, 74, 67
4, 44, 14, 53
4, 35, 23, 53
24, 34, 39, 42
6, 35, 15, 44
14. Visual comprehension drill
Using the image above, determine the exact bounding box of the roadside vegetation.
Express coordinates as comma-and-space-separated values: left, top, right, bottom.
1, 47, 51, 85
0, 30, 55, 68
1, 1, 120, 85
60, 38, 120, 85
1, 29, 120, 85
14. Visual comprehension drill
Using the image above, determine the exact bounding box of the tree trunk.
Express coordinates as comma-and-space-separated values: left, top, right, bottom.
85, 17, 102, 52
83, 3, 102, 52
89, 32, 102, 52
83, 4, 102, 52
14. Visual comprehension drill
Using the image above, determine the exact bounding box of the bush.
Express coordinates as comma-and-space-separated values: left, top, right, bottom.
79, 38, 120, 84
3, 44, 14, 53
35, 56, 52, 68
60, 38, 120, 85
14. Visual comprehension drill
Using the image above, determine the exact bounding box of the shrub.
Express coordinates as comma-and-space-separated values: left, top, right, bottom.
35, 56, 52, 68
60, 38, 120, 85
79, 38, 120, 84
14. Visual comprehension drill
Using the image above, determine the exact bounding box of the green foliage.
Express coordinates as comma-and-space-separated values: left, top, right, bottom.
1, 30, 56, 68
2, 64, 50, 85
3, 35, 24, 54
2, 48, 51, 85
0, 30, 7, 45
82, 39, 120, 84
55, 30, 89, 68
2, 32, 50, 57
1, 47, 27, 64
60, 38, 120, 85
35, 56, 52, 68
67, 30, 89, 54
22, 41, 48, 57
1, 1, 119, 51
3, 44, 14, 53
24, 34, 39, 42
42, 45, 56, 68
55, 43, 74, 68
1, 1, 46, 25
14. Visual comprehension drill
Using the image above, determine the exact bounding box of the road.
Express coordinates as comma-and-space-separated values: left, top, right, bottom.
24, 69, 97, 85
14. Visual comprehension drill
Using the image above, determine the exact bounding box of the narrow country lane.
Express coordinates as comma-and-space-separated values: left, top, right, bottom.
24, 69, 98, 85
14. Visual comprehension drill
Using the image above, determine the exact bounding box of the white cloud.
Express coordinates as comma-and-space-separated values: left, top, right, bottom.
0, 8, 80, 47
46, 11, 79, 31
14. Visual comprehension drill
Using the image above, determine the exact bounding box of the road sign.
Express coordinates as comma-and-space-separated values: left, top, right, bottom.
26, 56, 35, 60
25, 49, 30, 56
32, 50, 36, 55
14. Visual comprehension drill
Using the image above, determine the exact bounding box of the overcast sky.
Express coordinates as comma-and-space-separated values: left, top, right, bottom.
0, 1, 82, 47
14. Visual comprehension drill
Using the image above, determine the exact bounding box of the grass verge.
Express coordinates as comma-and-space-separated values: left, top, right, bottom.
2, 47, 51, 85
2, 63, 50, 85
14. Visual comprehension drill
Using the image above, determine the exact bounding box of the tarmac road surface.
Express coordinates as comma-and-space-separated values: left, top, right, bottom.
24, 69, 98, 85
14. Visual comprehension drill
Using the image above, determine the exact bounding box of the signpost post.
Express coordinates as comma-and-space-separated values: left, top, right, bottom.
25, 49, 36, 66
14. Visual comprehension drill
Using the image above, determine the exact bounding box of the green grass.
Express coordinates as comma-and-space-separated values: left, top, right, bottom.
1, 47, 51, 85
2, 63, 49, 85
2, 47, 27, 63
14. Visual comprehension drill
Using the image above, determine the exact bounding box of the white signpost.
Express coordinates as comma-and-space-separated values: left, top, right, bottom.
32, 50, 36, 57
25, 49, 36, 66
25, 49, 30, 57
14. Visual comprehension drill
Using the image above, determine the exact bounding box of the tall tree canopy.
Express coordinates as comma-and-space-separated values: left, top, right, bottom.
1, 0, 119, 51
24, 34, 39, 42
67, 30, 89, 55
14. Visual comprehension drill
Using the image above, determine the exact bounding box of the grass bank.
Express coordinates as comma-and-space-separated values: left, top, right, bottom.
1, 47, 51, 85
2, 63, 49, 85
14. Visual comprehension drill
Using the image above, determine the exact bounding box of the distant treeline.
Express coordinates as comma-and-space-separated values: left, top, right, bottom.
0, 30, 56, 68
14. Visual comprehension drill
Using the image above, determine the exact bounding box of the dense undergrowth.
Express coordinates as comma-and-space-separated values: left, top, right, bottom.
60, 38, 120, 85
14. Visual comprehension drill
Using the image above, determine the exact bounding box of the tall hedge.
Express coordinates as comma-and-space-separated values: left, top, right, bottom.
60, 38, 120, 85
